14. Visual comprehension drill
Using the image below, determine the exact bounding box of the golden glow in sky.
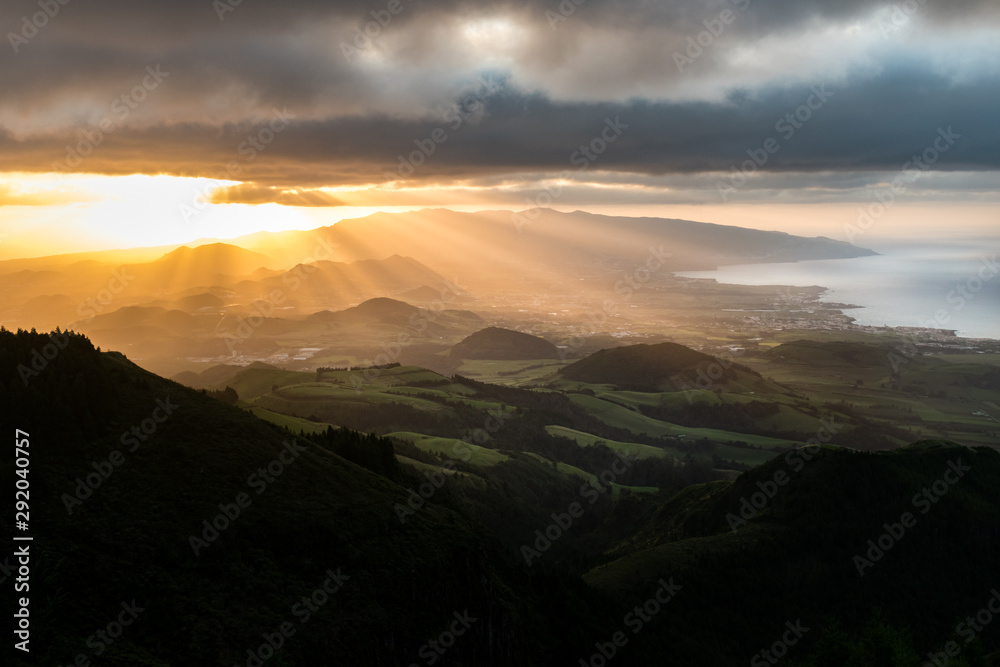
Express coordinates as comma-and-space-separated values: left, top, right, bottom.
2, 170, 997, 262
0, 173, 433, 259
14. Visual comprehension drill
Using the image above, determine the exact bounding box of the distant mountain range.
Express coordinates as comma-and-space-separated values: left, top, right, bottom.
225, 208, 878, 291
0, 209, 877, 327
0, 208, 881, 376
0, 247, 450, 333
141, 243, 274, 286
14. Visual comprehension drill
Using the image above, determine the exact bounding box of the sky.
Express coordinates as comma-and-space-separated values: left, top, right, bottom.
0, 0, 998, 258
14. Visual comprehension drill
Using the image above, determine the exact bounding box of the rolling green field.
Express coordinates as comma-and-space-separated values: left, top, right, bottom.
394, 454, 459, 476
277, 383, 447, 411
217, 367, 314, 399
199, 336, 999, 480
384, 383, 478, 398
387, 431, 511, 466
544, 425, 678, 462
522, 453, 659, 496
247, 406, 337, 434
314, 365, 452, 387
567, 393, 800, 449
457, 358, 566, 385
936, 353, 1000, 366
737, 345, 1000, 447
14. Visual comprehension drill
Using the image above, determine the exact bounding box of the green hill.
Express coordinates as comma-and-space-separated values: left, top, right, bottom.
172, 361, 278, 390
4, 329, 999, 666
763, 338, 923, 370
560, 341, 770, 393
1, 328, 615, 666
450, 326, 560, 360
586, 442, 1000, 664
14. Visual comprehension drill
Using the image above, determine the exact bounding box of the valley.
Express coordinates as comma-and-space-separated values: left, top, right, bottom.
4, 209, 999, 665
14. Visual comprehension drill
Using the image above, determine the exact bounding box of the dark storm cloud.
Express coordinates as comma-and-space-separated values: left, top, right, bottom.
1, 0, 998, 191
2, 1, 997, 117
2, 0, 997, 40
2, 62, 996, 187
208, 184, 345, 206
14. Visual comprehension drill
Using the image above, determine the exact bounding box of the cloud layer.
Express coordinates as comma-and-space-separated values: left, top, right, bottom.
2, 0, 998, 200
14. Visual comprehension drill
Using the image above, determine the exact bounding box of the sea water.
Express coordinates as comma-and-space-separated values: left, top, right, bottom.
675, 241, 1000, 339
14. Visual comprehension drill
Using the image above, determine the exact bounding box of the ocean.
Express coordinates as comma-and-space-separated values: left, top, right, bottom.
675, 241, 1000, 340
